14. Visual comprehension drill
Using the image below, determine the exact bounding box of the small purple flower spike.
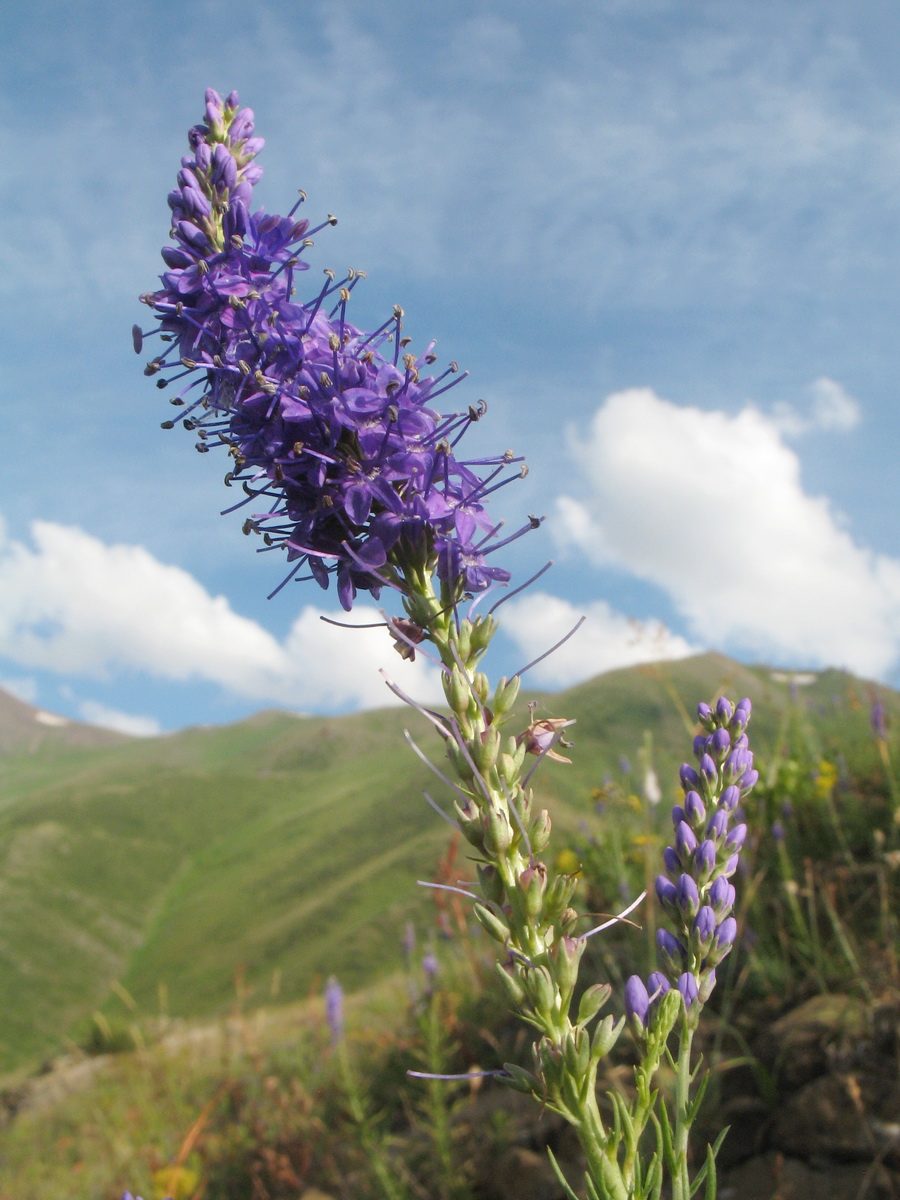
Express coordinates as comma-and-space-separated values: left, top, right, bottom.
648, 696, 756, 1019
325, 975, 344, 1043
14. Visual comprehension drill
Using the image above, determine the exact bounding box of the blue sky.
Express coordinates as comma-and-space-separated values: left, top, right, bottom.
2, 0, 900, 734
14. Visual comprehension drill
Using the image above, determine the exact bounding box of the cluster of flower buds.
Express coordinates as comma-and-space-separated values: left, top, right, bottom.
137, 90, 536, 610
626, 696, 756, 1035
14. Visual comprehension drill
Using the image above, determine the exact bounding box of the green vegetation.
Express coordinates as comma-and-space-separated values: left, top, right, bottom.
0, 652, 899, 1197
0, 653, 895, 1076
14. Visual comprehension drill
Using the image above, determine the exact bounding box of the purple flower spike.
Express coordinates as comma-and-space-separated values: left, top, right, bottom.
325, 975, 344, 1043
625, 974, 650, 1028
142, 90, 535, 609
646, 695, 755, 1021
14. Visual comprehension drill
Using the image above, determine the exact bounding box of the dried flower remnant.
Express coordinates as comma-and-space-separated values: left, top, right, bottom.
137, 89, 537, 612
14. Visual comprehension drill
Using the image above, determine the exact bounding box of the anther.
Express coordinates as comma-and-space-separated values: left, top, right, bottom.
181, 358, 197, 369
520, 464, 529, 478
503, 449, 515, 461
327, 214, 338, 225
400, 337, 412, 348
393, 305, 405, 319
239, 360, 250, 375
339, 287, 350, 302
449, 361, 459, 373
329, 333, 340, 350
319, 371, 332, 388
160, 420, 175, 429
324, 268, 335, 279
156, 379, 168, 389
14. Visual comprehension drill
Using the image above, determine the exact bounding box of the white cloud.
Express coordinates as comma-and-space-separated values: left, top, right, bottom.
502, 592, 698, 688
772, 376, 861, 437
0, 519, 441, 713
554, 387, 900, 678
0, 675, 38, 704
78, 700, 162, 738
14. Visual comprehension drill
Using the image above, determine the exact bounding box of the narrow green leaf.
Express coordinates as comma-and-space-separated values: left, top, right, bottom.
546, 1147, 583, 1200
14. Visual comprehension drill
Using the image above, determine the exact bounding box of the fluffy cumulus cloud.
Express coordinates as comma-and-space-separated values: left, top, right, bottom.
771, 377, 861, 437
77, 700, 162, 739
554, 388, 900, 679
501, 593, 697, 688
0, 520, 441, 714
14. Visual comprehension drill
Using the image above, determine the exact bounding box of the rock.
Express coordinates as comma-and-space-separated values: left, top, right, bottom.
493, 1146, 570, 1200
721, 1151, 899, 1200
773, 1071, 900, 1164
754, 993, 869, 1090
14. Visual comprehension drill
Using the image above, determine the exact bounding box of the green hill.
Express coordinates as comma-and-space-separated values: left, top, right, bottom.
0, 653, 893, 1074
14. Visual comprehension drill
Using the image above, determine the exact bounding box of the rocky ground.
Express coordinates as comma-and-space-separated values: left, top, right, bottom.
441, 991, 900, 1200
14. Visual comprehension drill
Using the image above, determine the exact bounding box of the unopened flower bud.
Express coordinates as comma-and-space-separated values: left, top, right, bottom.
625, 974, 650, 1033
676, 972, 700, 1008
709, 876, 735, 916
676, 873, 700, 919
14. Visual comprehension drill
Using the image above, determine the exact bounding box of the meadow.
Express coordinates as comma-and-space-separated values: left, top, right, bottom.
0, 652, 897, 1199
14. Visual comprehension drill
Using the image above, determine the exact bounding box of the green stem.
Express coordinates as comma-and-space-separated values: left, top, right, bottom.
671, 1019, 695, 1200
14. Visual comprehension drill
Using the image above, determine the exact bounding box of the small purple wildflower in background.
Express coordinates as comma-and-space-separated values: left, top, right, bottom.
137, 89, 537, 610
325, 975, 344, 1044
626, 697, 756, 1031
872, 701, 888, 741
422, 951, 440, 986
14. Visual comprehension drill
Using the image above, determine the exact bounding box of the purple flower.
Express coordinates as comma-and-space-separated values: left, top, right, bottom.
646, 696, 755, 1016
625, 974, 650, 1029
325, 975, 344, 1043
139, 90, 536, 610
872, 701, 888, 740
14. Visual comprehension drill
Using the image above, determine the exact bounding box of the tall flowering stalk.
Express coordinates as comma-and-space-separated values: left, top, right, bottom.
139, 91, 757, 1200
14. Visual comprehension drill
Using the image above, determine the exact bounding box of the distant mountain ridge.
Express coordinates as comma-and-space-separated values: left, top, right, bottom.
0, 653, 894, 1076
0, 689, 130, 755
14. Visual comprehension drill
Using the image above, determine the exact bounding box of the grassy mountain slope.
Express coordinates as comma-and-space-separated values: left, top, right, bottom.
0, 652, 893, 1074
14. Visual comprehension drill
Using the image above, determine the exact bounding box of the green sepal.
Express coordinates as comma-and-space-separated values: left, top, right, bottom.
527, 967, 558, 1019
577, 982, 612, 1026
493, 673, 521, 717
473, 901, 509, 944
494, 960, 525, 1006
500, 1060, 541, 1095
591, 1013, 625, 1061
